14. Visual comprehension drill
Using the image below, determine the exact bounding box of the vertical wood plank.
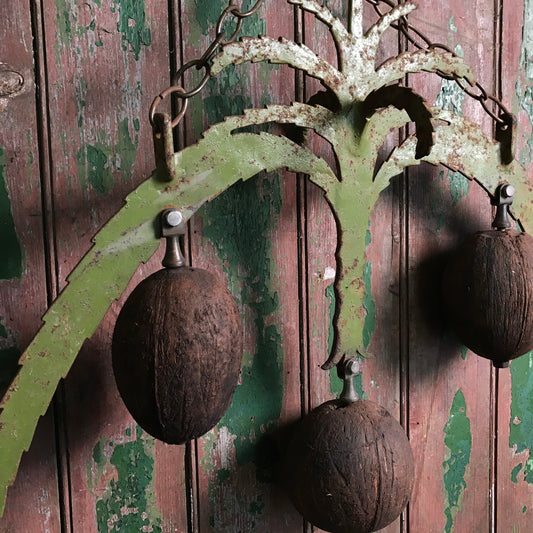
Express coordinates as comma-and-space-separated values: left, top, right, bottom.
181, 1, 305, 530
407, 2, 496, 532
497, 0, 533, 530
0, 1, 62, 530
38, 0, 189, 530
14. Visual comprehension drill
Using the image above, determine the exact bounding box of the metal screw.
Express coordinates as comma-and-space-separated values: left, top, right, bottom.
501, 184, 515, 199
164, 209, 183, 227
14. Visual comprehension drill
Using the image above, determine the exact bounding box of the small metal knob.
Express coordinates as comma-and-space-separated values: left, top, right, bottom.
160, 209, 186, 268
338, 357, 362, 405
491, 183, 515, 231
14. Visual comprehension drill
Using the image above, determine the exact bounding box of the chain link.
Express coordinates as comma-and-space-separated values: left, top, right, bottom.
149, 0, 262, 126
367, 0, 512, 127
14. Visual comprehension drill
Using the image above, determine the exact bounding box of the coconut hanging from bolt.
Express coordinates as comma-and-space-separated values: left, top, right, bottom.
442, 184, 533, 367
283, 358, 415, 533
112, 208, 243, 444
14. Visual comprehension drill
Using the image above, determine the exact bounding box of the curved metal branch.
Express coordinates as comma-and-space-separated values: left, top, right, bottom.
363, 1, 417, 63
211, 36, 350, 102
289, 0, 356, 44
362, 84, 434, 158
374, 109, 533, 229
374, 48, 476, 91
0, 126, 335, 516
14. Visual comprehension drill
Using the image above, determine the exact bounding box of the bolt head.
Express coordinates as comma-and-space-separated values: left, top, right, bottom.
502, 184, 515, 198
165, 209, 183, 227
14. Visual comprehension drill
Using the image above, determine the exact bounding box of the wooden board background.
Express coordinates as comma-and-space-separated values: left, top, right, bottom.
1, 0, 533, 531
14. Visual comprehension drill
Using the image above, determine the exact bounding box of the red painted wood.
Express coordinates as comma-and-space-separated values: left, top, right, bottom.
2, 0, 533, 531
34, 0, 189, 531
407, 2, 496, 532
182, 1, 306, 529
497, 0, 533, 530
0, 2, 62, 531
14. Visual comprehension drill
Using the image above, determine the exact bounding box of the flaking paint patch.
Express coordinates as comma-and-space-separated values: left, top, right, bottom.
515, 0, 533, 164
201, 175, 283, 530
435, 32, 469, 205
442, 389, 472, 533
362, 228, 375, 350
113, 0, 152, 60
77, 119, 138, 195
87, 426, 162, 532
0, 146, 23, 279
202, 175, 284, 468
53, 0, 104, 60
509, 354, 533, 484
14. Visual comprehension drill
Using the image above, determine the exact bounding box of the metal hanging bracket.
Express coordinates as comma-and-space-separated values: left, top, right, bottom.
160, 208, 186, 268
338, 357, 362, 405
491, 183, 515, 231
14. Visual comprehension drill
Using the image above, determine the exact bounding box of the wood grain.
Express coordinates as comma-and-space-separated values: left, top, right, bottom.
407, 1, 496, 531
0, 2, 61, 531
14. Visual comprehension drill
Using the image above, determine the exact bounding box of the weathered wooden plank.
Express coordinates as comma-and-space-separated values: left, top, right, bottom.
406, 1, 495, 531
0, 1, 62, 530
180, 1, 305, 531
38, 0, 189, 530
497, 0, 533, 530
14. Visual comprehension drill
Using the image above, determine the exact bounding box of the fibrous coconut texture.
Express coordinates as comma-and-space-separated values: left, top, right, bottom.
284, 399, 414, 533
443, 229, 533, 367
112, 267, 243, 444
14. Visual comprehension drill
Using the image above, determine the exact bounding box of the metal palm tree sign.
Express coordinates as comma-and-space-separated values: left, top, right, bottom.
0, 0, 531, 516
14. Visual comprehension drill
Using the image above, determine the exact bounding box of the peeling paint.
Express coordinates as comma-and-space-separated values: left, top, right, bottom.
435, 31, 469, 205
509, 353, 533, 485
442, 389, 471, 533
0, 146, 23, 279
88, 426, 162, 533
516, 0, 533, 164
202, 175, 283, 470
76, 118, 138, 195
113, 0, 151, 60
362, 228, 375, 350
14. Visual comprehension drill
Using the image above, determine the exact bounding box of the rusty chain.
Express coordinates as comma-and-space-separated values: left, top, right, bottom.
366, 0, 512, 128
149, 0, 263, 127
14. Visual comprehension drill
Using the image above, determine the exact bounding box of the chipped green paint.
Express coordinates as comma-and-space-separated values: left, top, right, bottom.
77, 143, 113, 195
113, 0, 151, 60
77, 119, 138, 195
516, 0, 533, 163
53, 0, 104, 60
435, 31, 469, 205
520, 0, 533, 81
507, 4, 533, 491
54, 0, 73, 48
88, 426, 162, 533
202, 175, 284, 468
509, 354, 533, 484
4, 0, 533, 516
362, 228, 375, 350
442, 389, 472, 533
511, 463, 523, 483
0, 147, 23, 279
461, 346, 468, 361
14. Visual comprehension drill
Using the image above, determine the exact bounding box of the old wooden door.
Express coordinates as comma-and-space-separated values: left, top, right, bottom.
1, 0, 532, 531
